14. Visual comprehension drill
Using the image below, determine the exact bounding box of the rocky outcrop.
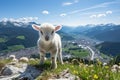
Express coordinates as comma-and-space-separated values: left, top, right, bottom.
49, 68, 80, 80
0, 63, 41, 80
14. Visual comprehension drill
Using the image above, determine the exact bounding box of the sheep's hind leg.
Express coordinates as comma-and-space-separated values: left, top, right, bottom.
58, 48, 64, 64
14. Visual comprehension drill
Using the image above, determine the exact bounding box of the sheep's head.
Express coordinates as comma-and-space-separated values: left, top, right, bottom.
32, 23, 62, 41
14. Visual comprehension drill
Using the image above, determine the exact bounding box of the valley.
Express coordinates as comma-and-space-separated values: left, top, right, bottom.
0, 21, 120, 63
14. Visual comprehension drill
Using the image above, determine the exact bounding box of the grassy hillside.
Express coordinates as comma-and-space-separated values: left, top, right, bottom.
0, 27, 75, 53
96, 42, 120, 56
28, 59, 120, 80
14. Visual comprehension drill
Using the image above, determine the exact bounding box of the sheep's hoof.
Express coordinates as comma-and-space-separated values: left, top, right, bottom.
51, 64, 57, 69
61, 62, 64, 65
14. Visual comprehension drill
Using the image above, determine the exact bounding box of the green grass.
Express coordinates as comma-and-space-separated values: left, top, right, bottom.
7, 45, 25, 51
70, 50, 89, 57
0, 45, 25, 53
28, 59, 120, 80
0, 59, 12, 71
0, 38, 7, 43
16, 35, 25, 40
63, 47, 89, 58
62, 42, 89, 58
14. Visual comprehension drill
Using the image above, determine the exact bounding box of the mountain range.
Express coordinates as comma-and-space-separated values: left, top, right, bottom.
63, 23, 120, 42
0, 20, 120, 56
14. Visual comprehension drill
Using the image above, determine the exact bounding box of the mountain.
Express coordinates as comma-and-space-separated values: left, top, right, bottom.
96, 42, 120, 56
0, 21, 75, 52
0, 22, 39, 52
71, 23, 120, 42
0, 20, 120, 56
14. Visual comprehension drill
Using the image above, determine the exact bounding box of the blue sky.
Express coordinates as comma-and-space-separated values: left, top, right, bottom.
0, 0, 120, 26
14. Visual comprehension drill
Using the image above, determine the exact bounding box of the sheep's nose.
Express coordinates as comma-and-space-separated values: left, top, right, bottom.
45, 36, 49, 41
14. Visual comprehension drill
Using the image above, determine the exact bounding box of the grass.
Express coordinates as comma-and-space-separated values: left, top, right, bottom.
62, 42, 89, 58
7, 45, 25, 51
0, 59, 12, 71
16, 35, 25, 40
63, 46, 89, 58
70, 50, 89, 58
28, 59, 120, 80
0, 38, 7, 43
0, 45, 25, 53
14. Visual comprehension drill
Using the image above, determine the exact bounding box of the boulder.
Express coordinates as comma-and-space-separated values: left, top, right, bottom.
19, 57, 29, 62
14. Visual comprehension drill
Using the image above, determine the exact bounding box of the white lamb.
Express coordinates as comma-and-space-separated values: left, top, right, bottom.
32, 23, 63, 69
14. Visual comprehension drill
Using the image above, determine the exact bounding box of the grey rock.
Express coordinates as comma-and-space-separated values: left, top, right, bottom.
1, 64, 26, 76
49, 68, 80, 80
0, 63, 41, 80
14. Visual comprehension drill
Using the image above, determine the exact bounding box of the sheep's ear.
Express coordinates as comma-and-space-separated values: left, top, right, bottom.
55, 25, 62, 31
32, 24, 40, 31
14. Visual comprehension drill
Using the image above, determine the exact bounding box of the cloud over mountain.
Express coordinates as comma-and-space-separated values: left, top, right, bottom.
1, 17, 38, 23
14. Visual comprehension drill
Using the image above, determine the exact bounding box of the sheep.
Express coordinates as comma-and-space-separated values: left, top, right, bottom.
32, 23, 63, 69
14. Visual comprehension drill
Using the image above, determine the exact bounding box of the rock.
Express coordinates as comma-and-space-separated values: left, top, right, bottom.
9, 55, 16, 60
71, 59, 79, 65
111, 64, 120, 72
17, 65, 40, 80
0, 63, 40, 80
29, 58, 35, 61
12, 58, 18, 62
19, 57, 29, 62
112, 64, 119, 69
1, 63, 27, 76
9, 55, 18, 63
49, 68, 80, 80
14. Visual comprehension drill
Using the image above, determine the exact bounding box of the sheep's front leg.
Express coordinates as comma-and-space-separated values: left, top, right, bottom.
58, 48, 64, 64
39, 51, 45, 65
51, 51, 57, 69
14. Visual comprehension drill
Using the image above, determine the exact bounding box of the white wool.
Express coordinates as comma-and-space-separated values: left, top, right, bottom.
32, 23, 63, 69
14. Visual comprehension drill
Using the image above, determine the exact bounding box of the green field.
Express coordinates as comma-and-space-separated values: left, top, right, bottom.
0, 38, 7, 43
0, 45, 25, 53
16, 35, 25, 40
7, 45, 25, 51
63, 43, 89, 58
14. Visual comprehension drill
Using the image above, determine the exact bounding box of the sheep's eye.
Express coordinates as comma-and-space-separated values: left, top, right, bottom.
40, 31, 43, 35
51, 30, 54, 34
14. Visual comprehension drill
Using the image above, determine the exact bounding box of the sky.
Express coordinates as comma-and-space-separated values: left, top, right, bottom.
0, 0, 120, 26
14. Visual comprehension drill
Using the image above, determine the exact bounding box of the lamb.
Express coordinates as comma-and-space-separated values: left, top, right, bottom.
32, 23, 63, 69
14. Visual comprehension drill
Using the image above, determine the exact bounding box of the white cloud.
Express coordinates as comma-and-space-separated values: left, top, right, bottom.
62, 0, 79, 6
62, 2, 73, 6
90, 15, 97, 18
90, 10, 113, 18
1, 17, 38, 23
42, 10, 49, 14
106, 11, 112, 14
90, 13, 106, 18
18, 17, 38, 22
97, 14, 106, 18
60, 13, 67, 17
